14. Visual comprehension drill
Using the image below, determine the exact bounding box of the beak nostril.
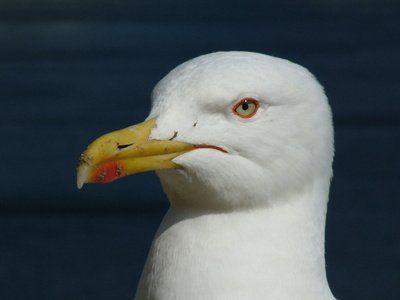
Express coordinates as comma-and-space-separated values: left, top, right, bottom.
117, 143, 133, 150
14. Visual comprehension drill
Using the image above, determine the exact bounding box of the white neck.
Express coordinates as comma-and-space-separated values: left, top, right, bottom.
135, 188, 335, 300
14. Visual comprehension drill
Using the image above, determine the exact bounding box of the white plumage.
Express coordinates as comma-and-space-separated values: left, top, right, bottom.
133, 52, 336, 299
77, 51, 336, 299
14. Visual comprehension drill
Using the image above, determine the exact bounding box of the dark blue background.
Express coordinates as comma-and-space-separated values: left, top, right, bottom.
1, 1, 399, 299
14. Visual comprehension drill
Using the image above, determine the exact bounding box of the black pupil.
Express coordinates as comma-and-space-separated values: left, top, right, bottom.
242, 101, 249, 110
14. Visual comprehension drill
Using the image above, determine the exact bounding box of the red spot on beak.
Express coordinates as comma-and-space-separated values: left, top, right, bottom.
92, 161, 124, 184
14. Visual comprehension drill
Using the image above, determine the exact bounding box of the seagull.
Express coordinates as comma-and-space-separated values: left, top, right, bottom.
77, 51, 336, 300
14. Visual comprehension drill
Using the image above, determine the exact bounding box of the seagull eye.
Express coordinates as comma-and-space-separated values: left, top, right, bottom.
233, 98, 259, 118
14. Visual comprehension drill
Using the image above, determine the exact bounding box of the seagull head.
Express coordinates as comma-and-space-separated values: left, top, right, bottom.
77, 51, 333, 211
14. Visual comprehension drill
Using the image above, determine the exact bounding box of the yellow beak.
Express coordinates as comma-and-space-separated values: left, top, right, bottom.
76, 118, 195, 189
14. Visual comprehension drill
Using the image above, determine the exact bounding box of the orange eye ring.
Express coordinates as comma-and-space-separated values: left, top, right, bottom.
232, 98, 259, 118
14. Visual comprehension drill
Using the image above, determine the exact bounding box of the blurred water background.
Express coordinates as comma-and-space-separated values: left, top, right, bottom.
0, 1, 399, 299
